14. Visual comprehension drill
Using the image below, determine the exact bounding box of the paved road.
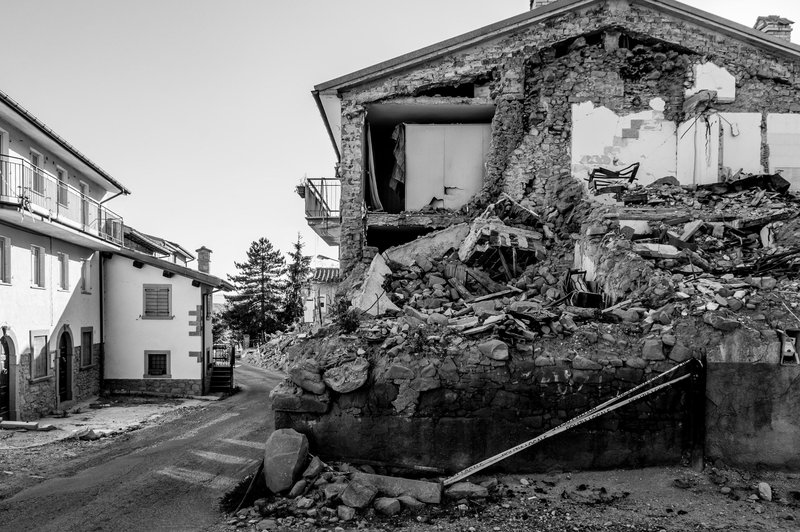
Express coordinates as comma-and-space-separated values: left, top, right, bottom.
0, 364, 282, 532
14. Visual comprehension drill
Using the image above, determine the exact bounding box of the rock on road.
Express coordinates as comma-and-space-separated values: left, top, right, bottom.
0, 363, 282, 532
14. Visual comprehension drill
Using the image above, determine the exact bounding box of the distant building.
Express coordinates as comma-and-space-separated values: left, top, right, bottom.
303, 267, 340, 324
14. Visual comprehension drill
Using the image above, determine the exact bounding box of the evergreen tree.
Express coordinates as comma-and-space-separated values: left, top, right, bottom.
281, 234, 312, 325
224, 237, 286, 343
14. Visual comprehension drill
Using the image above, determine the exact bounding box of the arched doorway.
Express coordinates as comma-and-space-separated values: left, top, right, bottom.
58, 332, 72, 402
1, 335, 10, 420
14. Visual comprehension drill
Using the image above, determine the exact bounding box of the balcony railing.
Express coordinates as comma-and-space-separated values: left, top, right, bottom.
0, 154, 123, 245
303, 178, 341, 220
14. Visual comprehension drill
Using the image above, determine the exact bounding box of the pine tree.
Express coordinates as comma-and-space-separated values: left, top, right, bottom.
224, 237, 286, 343
281, 234, 312, 325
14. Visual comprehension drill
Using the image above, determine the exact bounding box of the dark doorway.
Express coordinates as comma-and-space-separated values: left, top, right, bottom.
0, 336, 10, 420
58, 333, 72, 402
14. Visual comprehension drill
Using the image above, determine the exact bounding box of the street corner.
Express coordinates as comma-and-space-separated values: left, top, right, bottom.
0, 394, 207, 450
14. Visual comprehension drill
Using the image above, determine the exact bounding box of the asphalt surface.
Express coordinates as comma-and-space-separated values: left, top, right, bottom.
0, 363, 282, 532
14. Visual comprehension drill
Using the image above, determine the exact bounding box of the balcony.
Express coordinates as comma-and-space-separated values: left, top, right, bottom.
297, 178, 340, 246
0, 154, 123, 246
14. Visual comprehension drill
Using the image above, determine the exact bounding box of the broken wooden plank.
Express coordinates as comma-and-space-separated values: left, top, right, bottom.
447, 277, 472, 299
462, 324, 494, 336
468, 288, 520, 303
465, 266, 508, 294
632, 243, 682, 260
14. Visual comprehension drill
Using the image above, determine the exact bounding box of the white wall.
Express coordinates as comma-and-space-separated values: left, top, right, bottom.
720, 113, 763, 177
0, 222, 101, 363
767, 113, 800, 189
104, 256, 203, 380
0, 118, 110, 203
571, 100, 677, 189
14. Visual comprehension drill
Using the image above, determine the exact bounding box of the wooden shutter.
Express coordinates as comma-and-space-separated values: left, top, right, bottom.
144, 286, 171, 318
0, 236, 9, 283
31, 334, 48, 378
59, 253, 69, 290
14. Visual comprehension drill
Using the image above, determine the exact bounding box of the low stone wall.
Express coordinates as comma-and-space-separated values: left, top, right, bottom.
706, 363, 800, 470
73, 343, 101, 403
104, 378, 202, 397
17, 351, 56, 420
275, 334, 696, 473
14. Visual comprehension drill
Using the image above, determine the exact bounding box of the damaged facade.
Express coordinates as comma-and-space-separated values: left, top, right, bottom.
310, 0, 800, 274
273, 0, 800, 474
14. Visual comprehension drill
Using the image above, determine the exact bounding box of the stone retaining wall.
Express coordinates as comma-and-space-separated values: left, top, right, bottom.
104, 378, 202, 397
275, 333, 697, 473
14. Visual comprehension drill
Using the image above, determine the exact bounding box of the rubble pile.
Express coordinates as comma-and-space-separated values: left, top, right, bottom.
253, 173, 800, 473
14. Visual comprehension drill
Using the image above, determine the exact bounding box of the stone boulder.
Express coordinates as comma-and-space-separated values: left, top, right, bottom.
340, 477, 378, 508
288, 363, 326, 394
374, 497, 402, 516
323, 357, 370, 393
445, 481, 488, 499
263, 429, 309, 494
270, 381, 330, 414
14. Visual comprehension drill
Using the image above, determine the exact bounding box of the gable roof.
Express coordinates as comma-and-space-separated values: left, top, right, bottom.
0, 89, 131, 195
114, 247, 233, 291
315, 0, 800, 93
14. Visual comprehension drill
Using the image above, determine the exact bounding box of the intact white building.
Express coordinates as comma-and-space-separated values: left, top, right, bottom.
0, 90, 231, 421
0, 89, 128, 420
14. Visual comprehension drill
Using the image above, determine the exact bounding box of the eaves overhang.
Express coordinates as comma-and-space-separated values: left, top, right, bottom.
0, 89, 131, 195
114, 248, 233, 291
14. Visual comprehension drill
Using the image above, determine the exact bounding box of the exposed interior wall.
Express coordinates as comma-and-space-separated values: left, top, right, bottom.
334, 1, 800, 274
767, 113, 800, 188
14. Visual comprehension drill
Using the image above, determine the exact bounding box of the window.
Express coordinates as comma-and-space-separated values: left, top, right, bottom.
81, 328, 93, 367
58, 252, 69, 290
79, 182, 89, 227
81, 259, 92, 293
56, 167, 68, 206
31, 331, 48, 379
144, 351, 170, 378
30, 150, 44, 195
143, 284, 171, 319
0, 236, 10, 284
31, 246, 45, 288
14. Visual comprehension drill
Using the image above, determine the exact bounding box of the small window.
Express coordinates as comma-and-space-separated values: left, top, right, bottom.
0, 235, 10, 284
143, 284, 171, 319
31, 245, 45, 288
81, 259, 92, 293
58, 252, 69, 290
81, 328, 93, 367
144, 351, 170, 378
56, 167, 69, 206
31, 332, 48, 379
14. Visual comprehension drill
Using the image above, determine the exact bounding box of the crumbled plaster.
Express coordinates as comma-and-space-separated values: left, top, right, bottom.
686, 62, 736, 102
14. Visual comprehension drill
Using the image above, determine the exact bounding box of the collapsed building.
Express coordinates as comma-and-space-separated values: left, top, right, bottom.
277, 0, 800, 477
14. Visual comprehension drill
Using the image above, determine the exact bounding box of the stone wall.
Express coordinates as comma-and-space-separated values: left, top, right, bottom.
275, 329, 698, 473
335, 1, 800, 273
17, 350, 56, 420
74, 343, 101, 403
104, 378, 202, 397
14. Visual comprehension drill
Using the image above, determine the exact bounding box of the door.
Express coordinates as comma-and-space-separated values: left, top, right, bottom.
0, 337, 10, 420
58, 333, 71, 402
80, 183, 89, 228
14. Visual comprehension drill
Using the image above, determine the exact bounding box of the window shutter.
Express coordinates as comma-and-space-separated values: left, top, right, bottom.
64, 253, 69, 290
144, 286, 170, 317
0, 236, 9, 283
38, 248, 45, 287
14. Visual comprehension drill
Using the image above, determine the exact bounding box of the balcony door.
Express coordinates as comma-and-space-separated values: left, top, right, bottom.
0, 129, 7, 197
30, 150, 44, 197
80, 183, 89, 229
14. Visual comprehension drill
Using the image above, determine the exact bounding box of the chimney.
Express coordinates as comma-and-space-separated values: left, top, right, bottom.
530, 0, 558, 9
754, 15, 794, 42
196, 246, 211, 274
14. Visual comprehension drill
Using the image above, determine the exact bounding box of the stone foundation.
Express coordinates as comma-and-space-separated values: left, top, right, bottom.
104, 378, 202, 397
275, 334, 697, 473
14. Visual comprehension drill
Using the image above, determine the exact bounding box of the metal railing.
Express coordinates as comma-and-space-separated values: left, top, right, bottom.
0, 154, 123, 245
304, 178, 341, 220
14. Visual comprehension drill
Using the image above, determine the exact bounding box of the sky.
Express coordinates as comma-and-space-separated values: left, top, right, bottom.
0, 0, 798, 284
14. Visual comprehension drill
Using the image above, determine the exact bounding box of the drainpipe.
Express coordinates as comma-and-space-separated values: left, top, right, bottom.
98, 252, 106, 394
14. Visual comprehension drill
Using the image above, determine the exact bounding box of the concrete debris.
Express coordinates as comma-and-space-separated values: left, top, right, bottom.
373, 496, 402, 516
340, 477, 378, 508
351, 472, 442, 504
350, 254, 400, 316
445, 481, 489, 499
263, 428, 309, 494
288, 363, 326, 395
